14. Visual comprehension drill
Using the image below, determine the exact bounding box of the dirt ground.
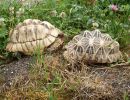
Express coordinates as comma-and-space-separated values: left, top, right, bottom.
0, 50, 130, 100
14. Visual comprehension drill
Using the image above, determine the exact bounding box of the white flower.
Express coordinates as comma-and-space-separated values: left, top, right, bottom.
16, 8, 25, 17
0, 17, 5, 22
23, 2, 32, 9
87, 19, 94, 25
101, 13, 105, 17
16, 11, 21, 17
50, 10, 57, 17
59, 11, 67, 18
9, 7, 14, 14
9, 7, 14, 11
19, 8, 25, 14
0, 17, 5, 26
92, 22, 99, 28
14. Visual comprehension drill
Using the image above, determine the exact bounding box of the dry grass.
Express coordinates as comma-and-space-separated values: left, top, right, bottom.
72, 67, 130, 100
0, 50, 130, 100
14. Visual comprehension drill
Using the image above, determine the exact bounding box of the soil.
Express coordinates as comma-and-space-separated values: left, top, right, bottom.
0, 50, 130, 100
0, 56, 32, 84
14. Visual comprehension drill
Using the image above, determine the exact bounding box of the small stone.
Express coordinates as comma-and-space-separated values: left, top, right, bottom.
9, 82, 12, 85
11, 71, 13, 74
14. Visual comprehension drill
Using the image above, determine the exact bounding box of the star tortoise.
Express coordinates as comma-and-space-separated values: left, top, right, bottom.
63, 29, 122, 64
6, 19, 64, 55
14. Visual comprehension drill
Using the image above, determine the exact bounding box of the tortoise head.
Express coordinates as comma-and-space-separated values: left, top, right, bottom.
47, 29, 64, 52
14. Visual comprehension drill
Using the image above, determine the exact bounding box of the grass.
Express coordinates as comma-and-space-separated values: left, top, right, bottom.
0, 0, 130, 57
0, 52, 79, 99
0, 0, 130, 99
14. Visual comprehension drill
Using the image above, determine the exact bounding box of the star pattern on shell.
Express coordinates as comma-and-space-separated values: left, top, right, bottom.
63, 29, 122, 64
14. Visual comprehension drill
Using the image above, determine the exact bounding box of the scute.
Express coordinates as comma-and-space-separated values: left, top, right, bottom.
12, 44, 17, 52
47, 35, 56, 43
25, 42, 34, 52
64, 29, 122, 64
6, 19, 63, 55
23, 19, 42, 25
42, 21, 55, 29
50, 29, 60, 37
16, 43, 23, 52
10, 30, 18, 43
21, 43, 28, 53
43, 38, 52, 47
17, 26, 27, 42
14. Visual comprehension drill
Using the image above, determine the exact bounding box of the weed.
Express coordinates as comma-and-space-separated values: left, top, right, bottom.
0, 0, 130, 99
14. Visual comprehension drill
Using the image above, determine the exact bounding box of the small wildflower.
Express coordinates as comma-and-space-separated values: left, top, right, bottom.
101, 13, 105, 17
9, 7, 15, 14
87, 18, 94, 25
16, 11, 21, 17
50, 10, 57, 17
106, 20, 111, 23
104, 24, 108, 29
0, 17, 5, 26
59, 11, 67, 18
19, 8, 25, 14
9, 7, 14, 11
92, 22, 99, 28
77, 17, 81, 20
23, 2, 31, 9
0, 17, 4, 22
9, 17, 15, 22
109, 4, 118, 11
16, 8, 25, 17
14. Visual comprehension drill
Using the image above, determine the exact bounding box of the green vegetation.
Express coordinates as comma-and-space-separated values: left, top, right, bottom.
0, 0, 130, 57
0, 0, 130, 99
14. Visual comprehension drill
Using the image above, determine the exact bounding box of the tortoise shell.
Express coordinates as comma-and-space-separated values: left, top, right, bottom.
6, 19, 63, 55
63, 29, 122, 64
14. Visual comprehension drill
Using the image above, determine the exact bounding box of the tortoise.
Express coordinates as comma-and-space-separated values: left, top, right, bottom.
63, 29, 122, 64
6, 19, 64, 55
